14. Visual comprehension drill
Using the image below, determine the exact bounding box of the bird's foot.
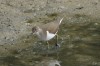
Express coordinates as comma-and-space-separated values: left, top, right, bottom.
55, 44, 60, 49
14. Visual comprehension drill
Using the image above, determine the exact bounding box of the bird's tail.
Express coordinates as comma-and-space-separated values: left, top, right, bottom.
59, 18, 63, 25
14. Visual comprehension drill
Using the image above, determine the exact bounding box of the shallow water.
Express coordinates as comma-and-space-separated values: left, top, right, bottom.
0, 15, 100, 66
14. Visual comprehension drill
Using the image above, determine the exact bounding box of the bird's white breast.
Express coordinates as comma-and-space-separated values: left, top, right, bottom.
46, 31, 56, 40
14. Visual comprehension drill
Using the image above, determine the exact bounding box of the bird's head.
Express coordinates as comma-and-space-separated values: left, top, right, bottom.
32, 26, 40, 35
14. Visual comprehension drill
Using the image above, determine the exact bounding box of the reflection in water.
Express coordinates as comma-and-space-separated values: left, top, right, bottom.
35, 58, 61, 66
32, 44, 61, 66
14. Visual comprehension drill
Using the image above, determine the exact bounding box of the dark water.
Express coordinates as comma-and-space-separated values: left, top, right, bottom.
0, 15, 100, 66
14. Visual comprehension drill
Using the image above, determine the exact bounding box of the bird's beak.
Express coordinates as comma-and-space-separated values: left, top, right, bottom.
31, 32, 36, 35
27, 32, 33, 37
29, 32, 34, 36
31, 32, 33, 35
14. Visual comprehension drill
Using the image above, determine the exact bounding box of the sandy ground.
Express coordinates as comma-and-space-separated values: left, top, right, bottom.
0, 0, 100, 56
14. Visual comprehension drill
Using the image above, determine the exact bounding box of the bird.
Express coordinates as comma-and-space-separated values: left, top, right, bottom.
32, 18, 63, 48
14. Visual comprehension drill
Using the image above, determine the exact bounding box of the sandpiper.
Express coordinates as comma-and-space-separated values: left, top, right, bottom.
32, 18, 63, 48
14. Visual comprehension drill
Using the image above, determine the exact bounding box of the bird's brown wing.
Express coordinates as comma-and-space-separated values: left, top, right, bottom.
42, 22, 59, 34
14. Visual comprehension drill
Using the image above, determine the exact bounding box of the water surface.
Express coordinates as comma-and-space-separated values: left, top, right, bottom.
0, 15, 100, 66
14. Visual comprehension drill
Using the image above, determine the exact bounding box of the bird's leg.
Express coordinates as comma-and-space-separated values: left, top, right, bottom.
55, 34, 60, 48
56, 34, 58, 45
46, 41, 49, 49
